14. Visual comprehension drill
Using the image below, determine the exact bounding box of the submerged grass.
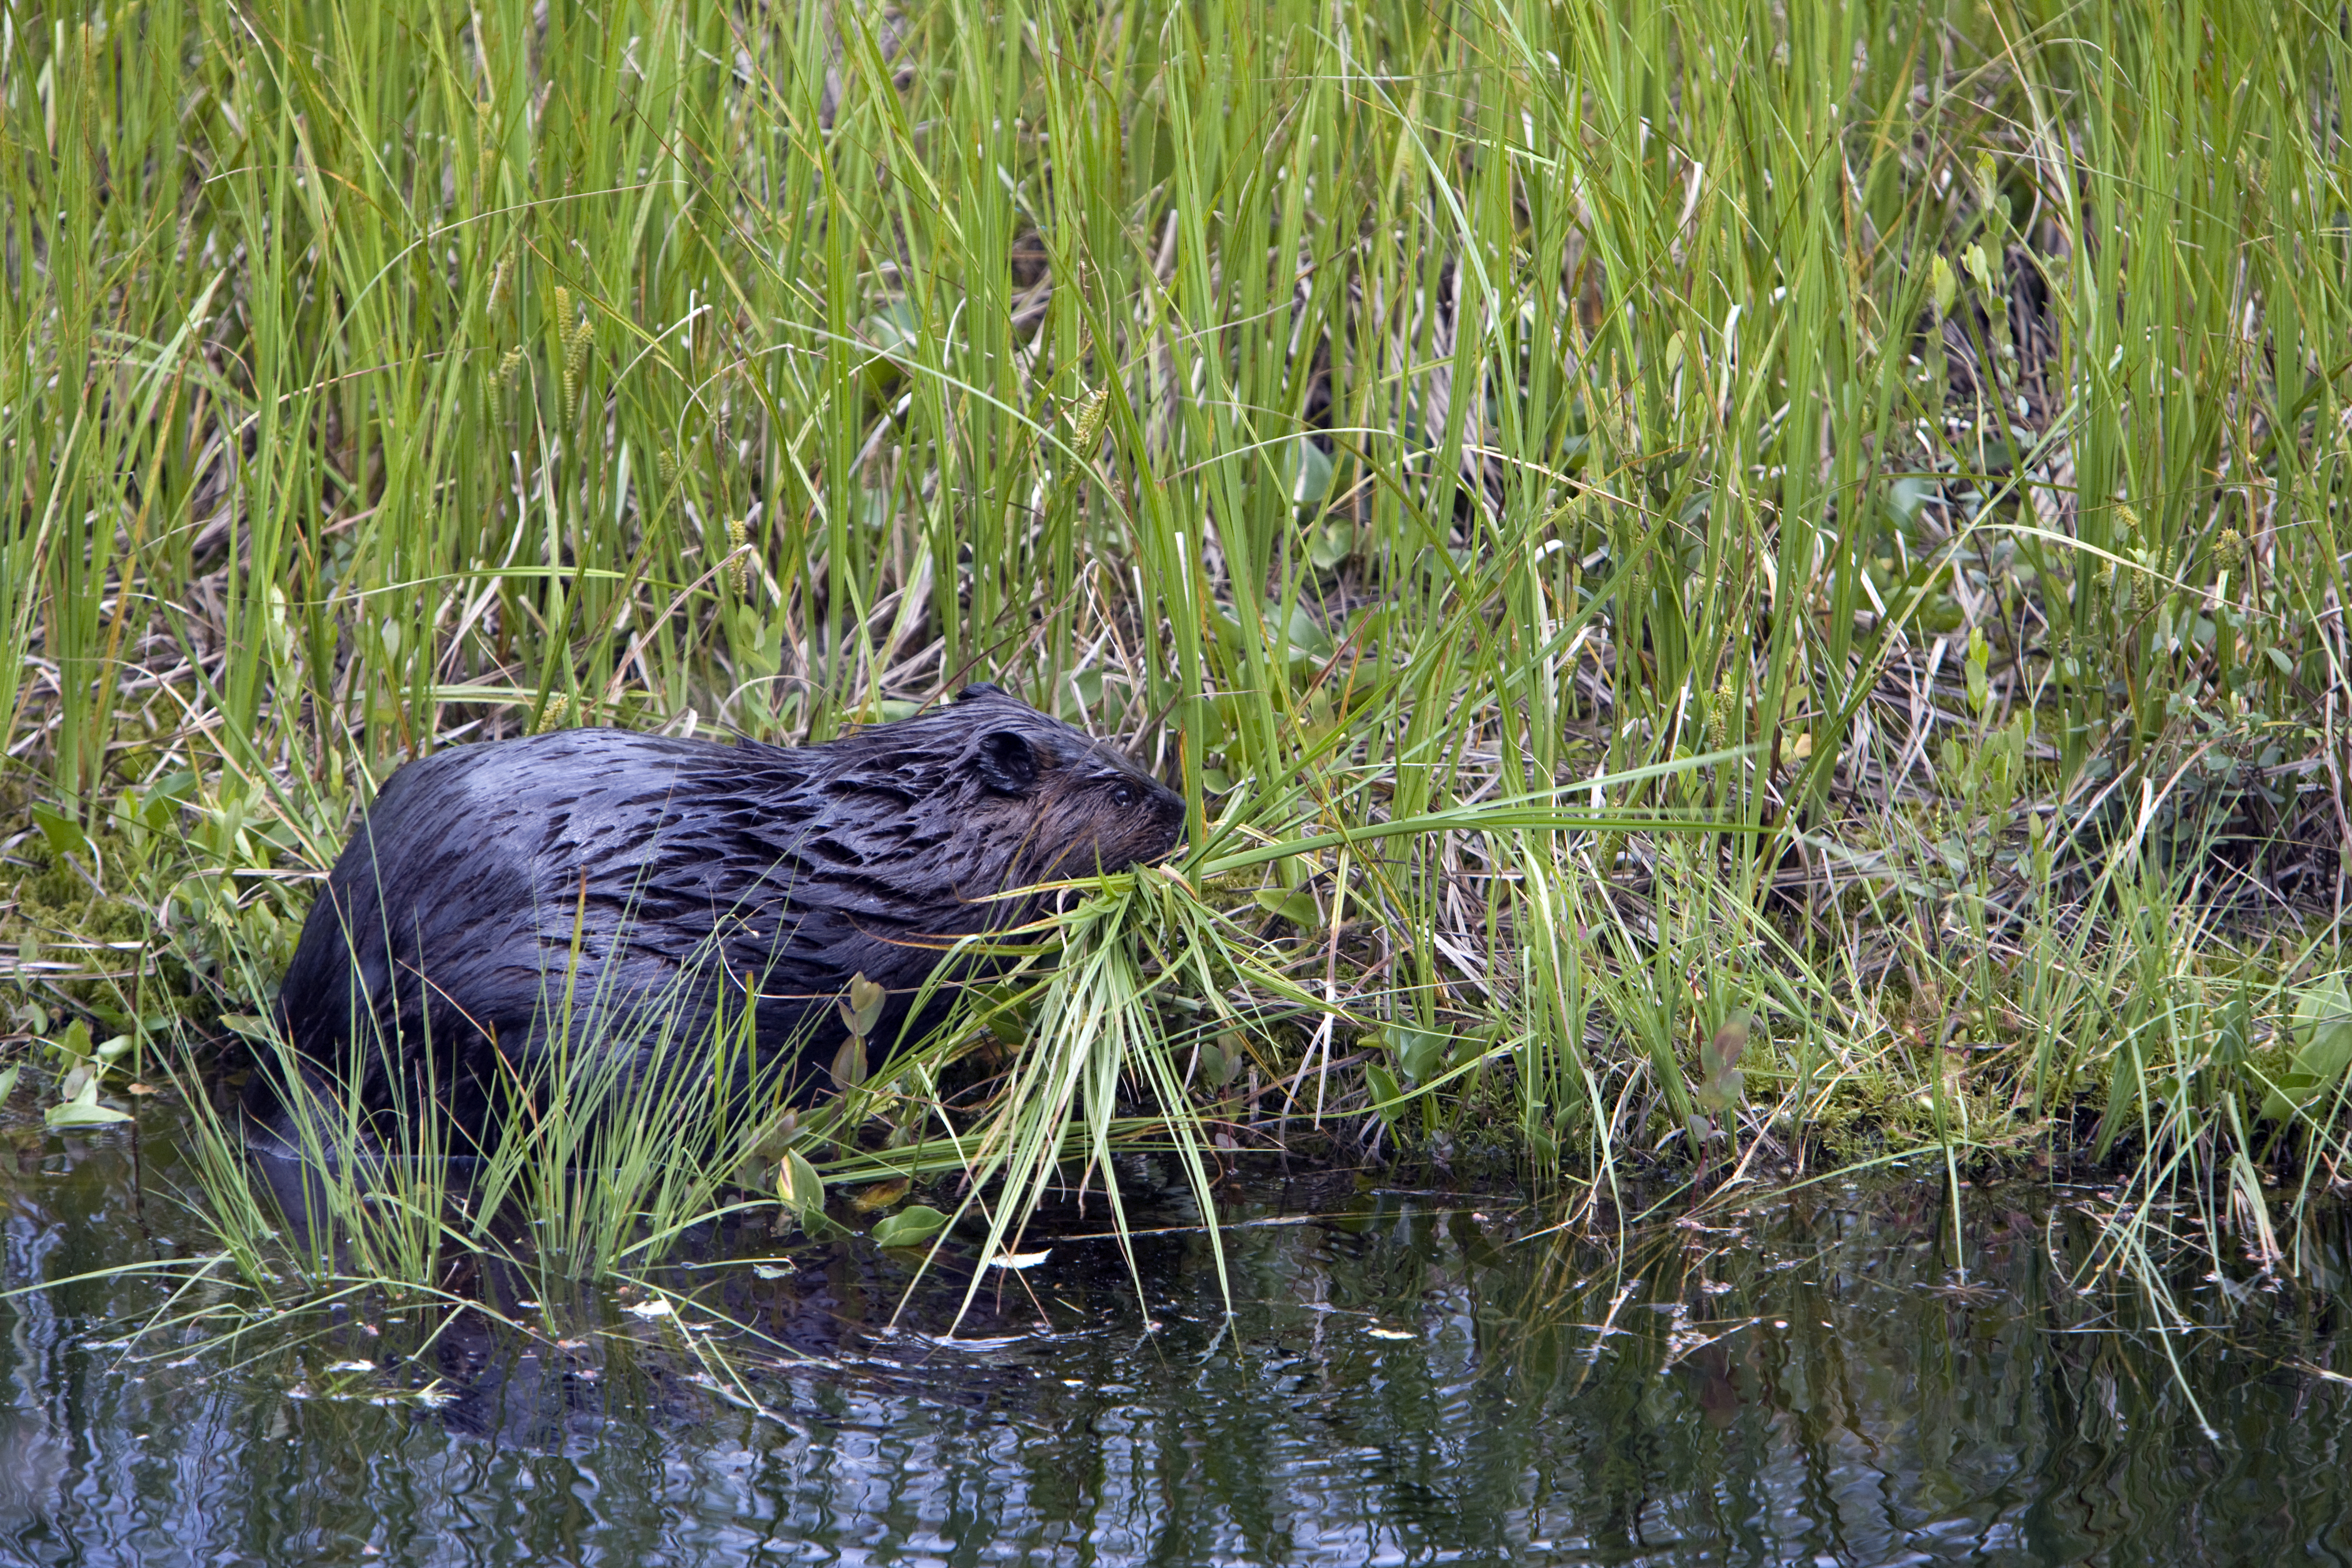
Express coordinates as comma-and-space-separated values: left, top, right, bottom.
1, 0, 2349, 1311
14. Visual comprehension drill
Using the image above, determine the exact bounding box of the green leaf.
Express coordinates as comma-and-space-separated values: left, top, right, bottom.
1214, 602, 1335, 681
871, 1204, 949, 1249
830, 1032, 869, 1092
1200, 1031, 1245, 1088
46, 1074, 132, 1129
837, 973, 888, 1039
1276, 603, 1336, 661
0, 1065, 18, 1102
777, 1150, 825, 1215
1287, 437, 1334, 510
30, 804, 90, 862
1307, 519, 1355, 571
2263, 976, 2352, 1122
47, 1019, 94, 1070
754, 1110, 801, 1159
1929, 253, 1957, 318
1381, 1026, 1450, 1086
731, 604, 783, 678
1699, 1018, 1748, 1080
1363, 1063, 1405, 1127
1692, 1018, 1749, 1115
1252, 886, 1321, 931
1692, 1068, 1745, 1117
858, 299, 923, 390
1884, 474, 1936, 527
1960, 240, 1996, 294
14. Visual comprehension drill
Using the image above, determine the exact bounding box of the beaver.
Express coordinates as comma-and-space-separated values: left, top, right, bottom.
247, 684, 1185, 1153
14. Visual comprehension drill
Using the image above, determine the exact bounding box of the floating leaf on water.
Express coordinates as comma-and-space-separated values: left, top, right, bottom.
871, 1204, 949, 1249
623, 1298, 675, 1319
46, 1074, 131, 1129
850, 1178, 911, 1214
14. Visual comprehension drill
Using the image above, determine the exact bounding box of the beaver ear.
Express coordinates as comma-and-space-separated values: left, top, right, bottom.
974, 730, 1039, 793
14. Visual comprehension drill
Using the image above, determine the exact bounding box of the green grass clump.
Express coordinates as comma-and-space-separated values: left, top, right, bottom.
2, 0, 2349, 1306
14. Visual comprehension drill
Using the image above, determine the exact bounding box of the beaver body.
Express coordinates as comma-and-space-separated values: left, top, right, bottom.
250, 685, 1184, 1152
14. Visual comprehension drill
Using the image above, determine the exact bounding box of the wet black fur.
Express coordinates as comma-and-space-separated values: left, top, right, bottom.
250, 685, 1185, 1152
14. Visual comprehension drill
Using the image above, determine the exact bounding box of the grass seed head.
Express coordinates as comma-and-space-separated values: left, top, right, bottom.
727, 517, 752, 592
563, 318, 594, 407
1068, 384, 1110, 449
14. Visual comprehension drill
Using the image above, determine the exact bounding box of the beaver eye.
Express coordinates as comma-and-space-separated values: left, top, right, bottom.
1111, 784, 1136, 808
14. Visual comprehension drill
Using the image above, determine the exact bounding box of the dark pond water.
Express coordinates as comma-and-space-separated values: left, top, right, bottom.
8, 1096, 2352, 1566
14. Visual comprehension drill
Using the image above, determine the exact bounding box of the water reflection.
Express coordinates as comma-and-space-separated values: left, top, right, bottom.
6, 1108, 2352, 1565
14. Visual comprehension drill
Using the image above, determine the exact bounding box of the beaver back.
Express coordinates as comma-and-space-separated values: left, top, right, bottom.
255, 684, 1184, 1149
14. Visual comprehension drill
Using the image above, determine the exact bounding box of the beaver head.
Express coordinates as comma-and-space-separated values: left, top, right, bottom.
783, 682, 1186, 901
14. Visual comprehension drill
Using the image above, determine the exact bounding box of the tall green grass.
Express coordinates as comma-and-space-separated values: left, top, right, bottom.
4, 0, 2349, 1295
